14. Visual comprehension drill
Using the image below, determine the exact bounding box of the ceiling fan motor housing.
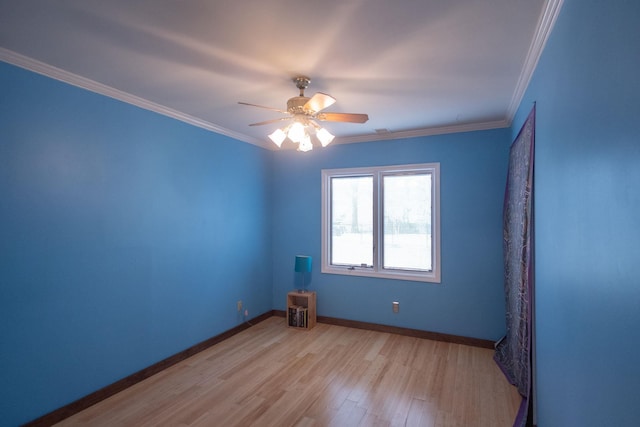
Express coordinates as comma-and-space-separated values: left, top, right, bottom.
287, 96, 311, 114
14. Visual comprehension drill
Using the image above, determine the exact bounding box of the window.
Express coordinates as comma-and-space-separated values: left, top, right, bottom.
321, 163, 440, 282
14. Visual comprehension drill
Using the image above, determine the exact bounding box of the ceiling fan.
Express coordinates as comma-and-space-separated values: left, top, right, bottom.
238, 76, 369, 151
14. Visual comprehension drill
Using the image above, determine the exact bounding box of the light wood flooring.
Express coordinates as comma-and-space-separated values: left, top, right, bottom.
56, 317, 520, 427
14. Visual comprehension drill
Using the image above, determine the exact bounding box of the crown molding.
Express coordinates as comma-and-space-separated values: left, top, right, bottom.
0, 48, 269, 149
333, 119, 510, 145
506, 0, 564, 124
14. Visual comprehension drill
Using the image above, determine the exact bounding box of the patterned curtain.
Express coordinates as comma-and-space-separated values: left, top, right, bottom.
494, 105, 535, 427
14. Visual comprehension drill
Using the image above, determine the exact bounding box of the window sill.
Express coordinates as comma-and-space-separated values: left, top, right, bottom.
321, 265, 440, 283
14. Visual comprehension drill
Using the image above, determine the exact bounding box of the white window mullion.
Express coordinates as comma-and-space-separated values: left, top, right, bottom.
372, 172, 380, 272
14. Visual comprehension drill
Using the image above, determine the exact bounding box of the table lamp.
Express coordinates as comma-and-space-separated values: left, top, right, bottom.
294, 255, 312, 292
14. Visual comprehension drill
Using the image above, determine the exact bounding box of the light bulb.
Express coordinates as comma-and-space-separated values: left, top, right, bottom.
268, 128, 286, 147
316, 128, 335, 147
298, 135, 313, 152
287, 122, 306, 143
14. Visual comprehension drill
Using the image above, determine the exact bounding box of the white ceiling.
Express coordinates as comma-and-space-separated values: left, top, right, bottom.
0, 0, 561, 150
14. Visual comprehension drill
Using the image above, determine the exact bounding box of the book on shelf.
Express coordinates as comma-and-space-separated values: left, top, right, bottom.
288, 305, 296, 327
288, 305, 308, 328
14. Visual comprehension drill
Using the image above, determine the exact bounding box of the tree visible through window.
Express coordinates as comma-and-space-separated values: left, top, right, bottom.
321, 163, 440, 283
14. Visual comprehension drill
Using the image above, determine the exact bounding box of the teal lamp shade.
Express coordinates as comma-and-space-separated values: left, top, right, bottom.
294, 255, 312, 273
294, 255, 312, 292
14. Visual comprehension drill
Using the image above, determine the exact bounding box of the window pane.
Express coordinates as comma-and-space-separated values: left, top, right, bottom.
330, 176, 373, 266
383, 174, 432, 271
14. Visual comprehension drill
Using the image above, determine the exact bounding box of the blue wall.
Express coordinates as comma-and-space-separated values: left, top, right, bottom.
0, 62, 273, 426
271, 130, 510, 341
512, 1, 640, 425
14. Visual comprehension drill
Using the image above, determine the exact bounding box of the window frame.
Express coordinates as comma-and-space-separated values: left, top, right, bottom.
321, 163, 441, 283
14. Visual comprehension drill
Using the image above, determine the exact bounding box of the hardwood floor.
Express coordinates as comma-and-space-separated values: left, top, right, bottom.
56, 317, 520, 426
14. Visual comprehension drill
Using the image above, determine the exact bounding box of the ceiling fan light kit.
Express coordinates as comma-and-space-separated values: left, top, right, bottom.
240, 76, 368, 152
315, 127, 335, 147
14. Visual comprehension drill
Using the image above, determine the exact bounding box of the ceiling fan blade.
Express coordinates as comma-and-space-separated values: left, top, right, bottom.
304, 92, 336, 113
316, 112, 369, 123
248, 117, 291, 127
238, 102, 287, 113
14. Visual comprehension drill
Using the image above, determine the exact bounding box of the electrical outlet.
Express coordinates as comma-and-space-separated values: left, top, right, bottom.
392, 301, 400, 313
244, 309, 249, 317
237, 300, 242, 312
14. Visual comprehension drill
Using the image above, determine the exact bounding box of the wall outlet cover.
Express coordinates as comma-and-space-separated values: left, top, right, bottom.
392, 301, 400, 313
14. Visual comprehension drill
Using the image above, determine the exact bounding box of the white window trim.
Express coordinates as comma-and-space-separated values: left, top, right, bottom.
321, 163, 441, 283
